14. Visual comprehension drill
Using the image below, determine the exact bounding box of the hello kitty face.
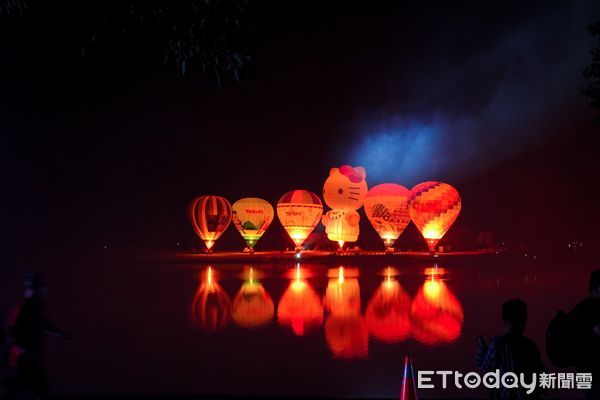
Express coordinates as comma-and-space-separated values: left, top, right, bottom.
323, 165, 368, 210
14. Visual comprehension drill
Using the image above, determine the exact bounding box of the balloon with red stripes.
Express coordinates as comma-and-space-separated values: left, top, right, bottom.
189, 195, 233, 251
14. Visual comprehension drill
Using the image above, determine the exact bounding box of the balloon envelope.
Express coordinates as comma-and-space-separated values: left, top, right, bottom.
232, 197, 274, 249
408, 182, 461, 252
364, 183, 411, 248
277, 190, 323, 248
189, 195, 233, 250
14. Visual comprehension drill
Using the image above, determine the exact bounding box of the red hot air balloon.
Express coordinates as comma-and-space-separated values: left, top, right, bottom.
189, 195, 233, 251
408, 181, 461, 253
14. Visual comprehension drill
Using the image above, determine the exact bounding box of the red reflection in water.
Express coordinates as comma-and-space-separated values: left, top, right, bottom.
366, 268, 412, 343
277, 265, 323, 335
191, 266, 232, 331
323, 267, 368, 359
232, 267, 275, 328
410, 271, 464, 345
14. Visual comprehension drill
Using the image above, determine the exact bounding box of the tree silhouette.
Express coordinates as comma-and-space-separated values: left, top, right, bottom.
582, 20, 600, 123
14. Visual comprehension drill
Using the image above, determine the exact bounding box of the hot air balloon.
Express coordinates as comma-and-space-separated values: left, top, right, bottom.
364, 183, 411, 251
232, 197, 274, 251
322, 166, 368, 248
189, 195, 233, 251
410, 269, 463, 345
191, 267, 232, 331
408, 181, 461, 253
277, 265, 323, 335
232, 267, 274, 328
323, 266, 367, 359
276, 190, 323, 250
365, 268, 412, 343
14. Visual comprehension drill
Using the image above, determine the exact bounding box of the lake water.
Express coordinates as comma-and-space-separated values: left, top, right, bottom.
0, 251, 595, 398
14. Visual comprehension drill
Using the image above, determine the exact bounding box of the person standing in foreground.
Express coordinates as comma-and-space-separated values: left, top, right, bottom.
476, 299, 545, 400
2, 273, 71, 400
570, 269, 600, 400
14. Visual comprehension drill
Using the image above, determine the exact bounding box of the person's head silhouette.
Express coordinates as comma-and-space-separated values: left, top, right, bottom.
502, 298, 527, 335
25, 272, 46, 298
589, 269, 600, 298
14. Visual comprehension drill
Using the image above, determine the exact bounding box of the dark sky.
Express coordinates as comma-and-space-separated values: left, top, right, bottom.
2, 1, 600, 258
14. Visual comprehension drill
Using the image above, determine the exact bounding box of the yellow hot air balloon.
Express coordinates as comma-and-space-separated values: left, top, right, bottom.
408, 181, 461, 253
232, 198, 274, 250
364, 183, 411, 251
232, 267, 274, 328
321, 166, 368, 248
276, 190, 323, 250
189, 195, 233, 251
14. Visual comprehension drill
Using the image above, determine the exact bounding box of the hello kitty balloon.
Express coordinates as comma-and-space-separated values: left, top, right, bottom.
321, 165, 368, 247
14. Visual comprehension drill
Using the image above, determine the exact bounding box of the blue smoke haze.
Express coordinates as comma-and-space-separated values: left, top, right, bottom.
344, 1, 599, 187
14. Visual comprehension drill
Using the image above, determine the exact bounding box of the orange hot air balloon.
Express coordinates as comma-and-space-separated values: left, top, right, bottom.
410, 272, 463, 346
276, 190, 323, 249
365, 269, 412, 343
232, 268, 274, 328
232, 197, 274, 250
277, 266, 323, 335
189, 195, 233, 251
364, 183, 411, 250
191, 267, 232, 331
408, 181, 461, 252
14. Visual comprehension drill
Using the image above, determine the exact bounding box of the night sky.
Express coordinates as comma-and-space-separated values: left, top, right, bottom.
2, 1, 600, 261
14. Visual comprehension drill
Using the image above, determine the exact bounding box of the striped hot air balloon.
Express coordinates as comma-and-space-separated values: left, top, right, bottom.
189, 195, 233, 251
408, 181, 461, 253
277, 190, 323, 249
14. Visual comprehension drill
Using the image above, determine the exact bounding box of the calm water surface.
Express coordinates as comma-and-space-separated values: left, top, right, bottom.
1, 253, 594, 398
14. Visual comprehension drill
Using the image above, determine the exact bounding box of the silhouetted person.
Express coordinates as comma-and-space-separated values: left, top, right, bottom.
2, 273, 71, 400
570, 269, 600, 400
476, 299, 545, 400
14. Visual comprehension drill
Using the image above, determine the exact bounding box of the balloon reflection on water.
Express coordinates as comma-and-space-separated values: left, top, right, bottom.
365, 267, 411, 343
277, 264, 323, 336
232, 267, 275, 328
323, 267, 368, 359
410, 267, 464, 345
190, 264, 464, 356
191, 266, 232, 331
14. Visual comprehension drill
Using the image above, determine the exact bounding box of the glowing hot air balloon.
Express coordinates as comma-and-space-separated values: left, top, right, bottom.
365, 268, 412, 343
189, 195, 233, 251
276, 190, 323, 250
232, 197, 274, 250
277, 264, 323, 335
322, 166, 368, 248
232, 267, 274, 328
364, 183, 411, 251
408, 181, 461, 252
191, 267, 232, 331
410, 268, 463, 345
